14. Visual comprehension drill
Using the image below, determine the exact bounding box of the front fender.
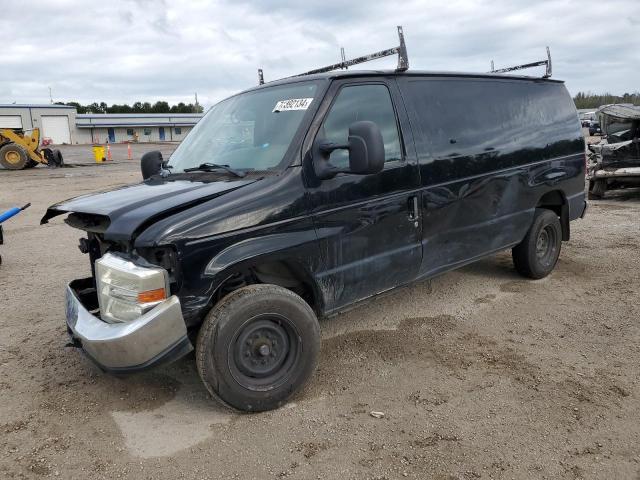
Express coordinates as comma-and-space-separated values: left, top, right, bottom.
176, 220, 325, 327
204, 231, 317, 276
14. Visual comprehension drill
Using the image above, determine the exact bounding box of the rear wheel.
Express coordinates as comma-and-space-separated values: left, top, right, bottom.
196, 284, 320, 412
49, 149, 64, 167
0, 143, 29, 170
512, 208, 562, 279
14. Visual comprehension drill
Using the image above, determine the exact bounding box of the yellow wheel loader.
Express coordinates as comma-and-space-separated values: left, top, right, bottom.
0, 128, 63, 170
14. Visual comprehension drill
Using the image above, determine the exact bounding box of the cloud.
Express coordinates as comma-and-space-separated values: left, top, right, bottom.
0, 0, 638, 107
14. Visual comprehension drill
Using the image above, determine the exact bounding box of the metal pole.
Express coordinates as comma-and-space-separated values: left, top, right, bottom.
396, 26, 409, 71
543, 46, 552, 78
489, 47, 552, 78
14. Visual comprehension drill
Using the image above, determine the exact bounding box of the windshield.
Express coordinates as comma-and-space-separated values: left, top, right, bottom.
168, 81, 319, 172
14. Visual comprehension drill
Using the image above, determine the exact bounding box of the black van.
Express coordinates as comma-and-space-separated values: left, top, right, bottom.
43, 69, 586, 411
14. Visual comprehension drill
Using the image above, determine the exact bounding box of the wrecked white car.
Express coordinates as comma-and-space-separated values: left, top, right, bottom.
587, 104, 640, 199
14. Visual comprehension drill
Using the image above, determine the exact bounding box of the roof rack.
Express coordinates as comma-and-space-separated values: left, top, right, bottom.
258, 26, 409, 85
489, 46, 552, 78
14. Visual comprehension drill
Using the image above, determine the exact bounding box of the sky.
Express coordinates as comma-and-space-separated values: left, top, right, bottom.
1, 0, 639, 108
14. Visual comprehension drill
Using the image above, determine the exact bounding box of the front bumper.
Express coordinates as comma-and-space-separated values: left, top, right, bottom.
66, 278, 193, 374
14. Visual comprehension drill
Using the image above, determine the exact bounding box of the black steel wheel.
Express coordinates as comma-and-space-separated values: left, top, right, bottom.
512, 208, 562, 279
229, 314, 300, 391
534, 224, 559, 269
196, 284, 320, 412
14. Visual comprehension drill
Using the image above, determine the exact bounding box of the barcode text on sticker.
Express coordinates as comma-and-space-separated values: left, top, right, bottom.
273, 98, 313, 112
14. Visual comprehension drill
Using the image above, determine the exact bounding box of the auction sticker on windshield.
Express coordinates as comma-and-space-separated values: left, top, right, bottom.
273, 98, 313, 112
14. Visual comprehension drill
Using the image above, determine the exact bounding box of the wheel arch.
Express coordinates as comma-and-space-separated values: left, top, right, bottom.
536, 189, 570, 241
209, 257, 324, 317
193, 232, 326, 323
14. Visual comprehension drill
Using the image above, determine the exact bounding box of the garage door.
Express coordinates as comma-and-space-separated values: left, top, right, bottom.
41, 115, 70, 144
0, 115, 23, 129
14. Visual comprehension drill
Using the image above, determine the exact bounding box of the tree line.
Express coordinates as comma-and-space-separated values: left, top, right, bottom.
54, 92, 640, 113
54, 101, 204, 114
573, 92, 640, 109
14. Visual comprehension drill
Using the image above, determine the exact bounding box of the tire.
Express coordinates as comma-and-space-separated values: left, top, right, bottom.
588, 179, 606, 199
50, 149, 64, 167
0, 143, 29, 170
196, 284, 320, 412
512, 208, 562, 279
24, 159, 39, 169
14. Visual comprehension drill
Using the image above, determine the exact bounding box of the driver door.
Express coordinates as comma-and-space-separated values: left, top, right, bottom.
304, 79, 422, 312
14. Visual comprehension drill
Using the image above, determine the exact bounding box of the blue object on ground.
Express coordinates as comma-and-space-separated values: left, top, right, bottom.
0, 203, 30, 224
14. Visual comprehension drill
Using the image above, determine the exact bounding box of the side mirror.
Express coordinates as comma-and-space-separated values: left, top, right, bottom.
313, 120, 385, 180
141, 150, 163, 180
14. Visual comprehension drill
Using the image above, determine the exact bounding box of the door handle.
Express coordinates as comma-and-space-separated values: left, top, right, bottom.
408, 195, 419, 222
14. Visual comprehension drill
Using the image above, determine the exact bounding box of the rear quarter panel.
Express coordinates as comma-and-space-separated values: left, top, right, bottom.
397, 76, 584, 276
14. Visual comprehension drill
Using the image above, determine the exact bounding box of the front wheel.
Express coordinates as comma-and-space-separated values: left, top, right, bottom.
0, 143, 29, 170
196, 284, 320, 412
512, 208, 562, 279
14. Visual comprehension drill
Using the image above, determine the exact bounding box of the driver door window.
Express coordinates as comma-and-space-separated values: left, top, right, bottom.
320, 84, 402, 169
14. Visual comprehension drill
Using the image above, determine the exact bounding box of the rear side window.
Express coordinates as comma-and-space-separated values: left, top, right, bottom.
319, 84, 402, 168
404, 79, 581, 184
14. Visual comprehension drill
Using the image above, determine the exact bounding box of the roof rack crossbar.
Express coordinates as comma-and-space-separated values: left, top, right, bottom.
258, 26, 408, 85
490, 46, 552, 78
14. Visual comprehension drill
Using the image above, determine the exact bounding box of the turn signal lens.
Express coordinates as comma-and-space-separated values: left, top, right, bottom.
137, 288, 166, 303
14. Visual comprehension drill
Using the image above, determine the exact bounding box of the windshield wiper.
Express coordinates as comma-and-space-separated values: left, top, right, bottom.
183, 163, 247, 178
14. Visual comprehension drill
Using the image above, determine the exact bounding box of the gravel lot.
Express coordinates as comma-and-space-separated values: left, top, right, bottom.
0, 142, 639, 479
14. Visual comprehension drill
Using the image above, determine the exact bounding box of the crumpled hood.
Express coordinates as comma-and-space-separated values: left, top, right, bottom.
602, 139, 634, 152
41, 178, 256, 242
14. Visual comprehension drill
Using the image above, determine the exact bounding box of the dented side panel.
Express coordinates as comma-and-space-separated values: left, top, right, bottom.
398, 76, 585, 277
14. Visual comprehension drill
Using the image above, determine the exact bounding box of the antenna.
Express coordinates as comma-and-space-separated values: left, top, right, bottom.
258, 69, 264, 85
340, 47, 346, 69
48, 86, 53, 104
489, 46, 552, 78
258, 26, 409, 85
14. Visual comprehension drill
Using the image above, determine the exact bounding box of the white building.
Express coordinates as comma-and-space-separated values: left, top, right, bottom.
0, 104, 78, 144
75, 113, 203, 144
0, 104, 202, 145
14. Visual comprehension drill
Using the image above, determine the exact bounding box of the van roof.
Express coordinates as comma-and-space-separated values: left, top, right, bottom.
254, 69, 564, 89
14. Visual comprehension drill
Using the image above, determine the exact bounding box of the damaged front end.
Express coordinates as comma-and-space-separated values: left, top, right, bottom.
40, 180, 242, 373
62, 214, 190, 373
60, 214, 191, 373
66, 256, 191, 374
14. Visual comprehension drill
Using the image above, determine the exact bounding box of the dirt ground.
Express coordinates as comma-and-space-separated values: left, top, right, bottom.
1, 143, 639, 479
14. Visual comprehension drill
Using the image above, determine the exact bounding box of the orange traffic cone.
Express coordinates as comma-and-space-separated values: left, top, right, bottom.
107, 144, 112, 161
127, 143, 132, 160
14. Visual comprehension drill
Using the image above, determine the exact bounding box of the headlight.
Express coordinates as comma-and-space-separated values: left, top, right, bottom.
95, 253, 168, 323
